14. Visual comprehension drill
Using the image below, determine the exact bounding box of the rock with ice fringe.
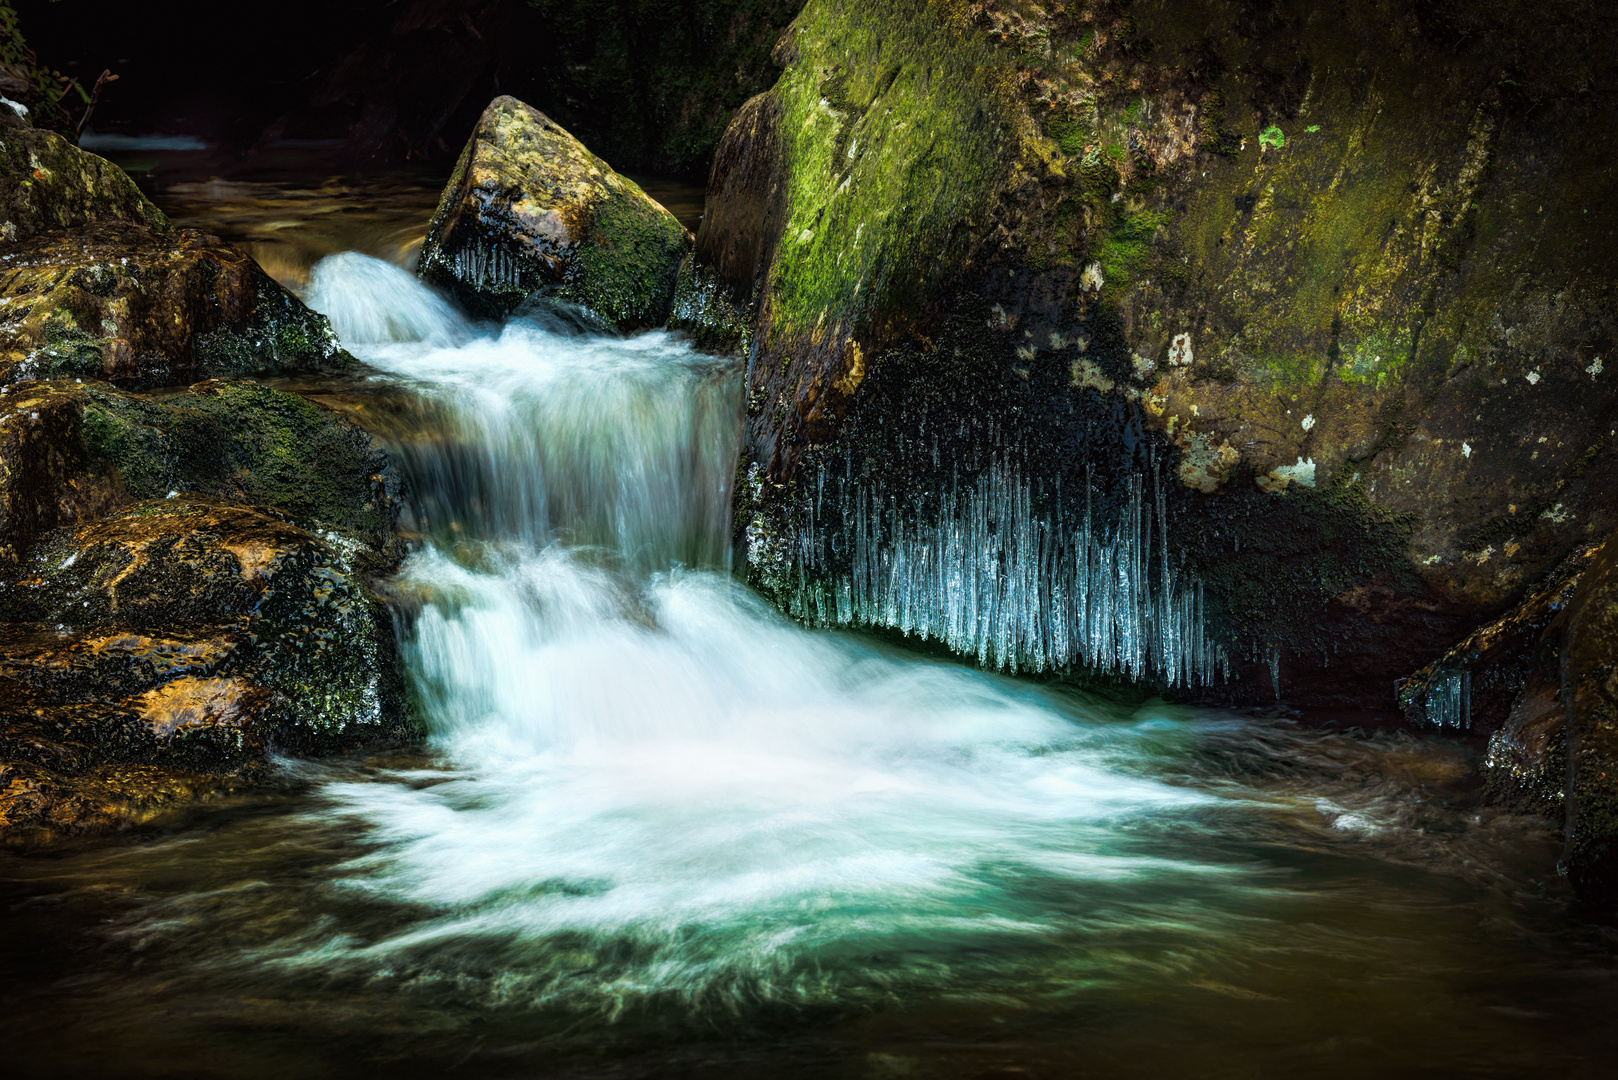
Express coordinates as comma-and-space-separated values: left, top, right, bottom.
419, 96, 691, 330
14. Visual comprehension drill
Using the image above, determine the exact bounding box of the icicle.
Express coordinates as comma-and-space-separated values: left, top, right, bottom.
785, 458, 1227, 686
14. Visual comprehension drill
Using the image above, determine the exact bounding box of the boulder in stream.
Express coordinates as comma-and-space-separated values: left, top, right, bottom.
0, 498, 413, 839
0, 379, 418, 841
0, 112, 169, 243
419, 95, 691, 329
0, 106, 353, 390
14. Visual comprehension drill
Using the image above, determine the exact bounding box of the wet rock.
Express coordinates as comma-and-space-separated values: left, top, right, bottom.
0, 379, 405, 572
0, 222, 352, 388
419, 95, 691, 329
696, 0, 1618, 706
0, 115, 169, 243
0, 379, 126, 567
1555, 536, 1618, 902
0, 497, 418, 839
1403, 529, 1618, 904
1400, 540, 1600, 734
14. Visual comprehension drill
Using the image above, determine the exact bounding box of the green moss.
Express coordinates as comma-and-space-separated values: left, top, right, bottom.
1337, 329, 1410, 385
192, 264, 351, 379
558, 182, 689, 328
1258, 125, 1285, 149
765, 0, 1022, 340
36, 316, 106, 378
1098, 206, 1168, 289
80, 382, 395, 552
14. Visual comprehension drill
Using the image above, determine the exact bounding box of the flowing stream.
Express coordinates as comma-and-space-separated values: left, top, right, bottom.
5, 221, 1618, 1077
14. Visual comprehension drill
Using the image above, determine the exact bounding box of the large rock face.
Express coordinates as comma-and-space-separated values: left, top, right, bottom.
419, 95, 691, 329
694, 0, 1618, 708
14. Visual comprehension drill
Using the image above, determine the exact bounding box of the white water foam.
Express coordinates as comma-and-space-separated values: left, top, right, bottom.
294, 254, 1237, 1010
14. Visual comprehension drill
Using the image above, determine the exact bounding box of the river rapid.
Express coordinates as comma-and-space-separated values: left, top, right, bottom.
4, 189, 1618, 1079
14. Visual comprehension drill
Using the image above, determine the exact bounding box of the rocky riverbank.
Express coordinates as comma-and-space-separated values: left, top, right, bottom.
0, 106, 415, 839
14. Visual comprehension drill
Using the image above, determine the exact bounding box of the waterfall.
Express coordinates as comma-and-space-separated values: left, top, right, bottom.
287, 253, 1235, 1014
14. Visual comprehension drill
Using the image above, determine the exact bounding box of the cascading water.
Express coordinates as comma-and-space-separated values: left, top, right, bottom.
292, 254, 1240, 1010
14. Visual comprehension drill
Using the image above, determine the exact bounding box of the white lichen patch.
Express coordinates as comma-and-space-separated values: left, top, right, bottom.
1588, 356, 1603, 378
1070, 358, 1115, 393
1080, 262, 1104, 292
1541, 502, 1572, 524
1132, 353, 1156, 378
1301, 414, 1315, 431
1525, 370, 1541, 385
1168, 332, 1193, 366
1256, 457, 1316, 492
1461, 442, 1472, 458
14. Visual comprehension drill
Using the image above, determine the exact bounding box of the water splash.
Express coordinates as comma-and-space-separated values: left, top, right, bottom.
306, 251, 469, 347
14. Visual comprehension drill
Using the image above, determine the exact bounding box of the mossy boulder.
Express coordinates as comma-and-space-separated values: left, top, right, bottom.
0, 378, 405, 572
419, 95, 692, 329
699, 0, 1618, 712
0, 498, 417, 840
0, 114, 169, 243
0, 222, 353, 388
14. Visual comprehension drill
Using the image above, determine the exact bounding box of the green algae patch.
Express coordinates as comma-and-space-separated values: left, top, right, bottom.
559, 181, 689, 329
1258, 125, 1285, 150
764, 0, 1026, 344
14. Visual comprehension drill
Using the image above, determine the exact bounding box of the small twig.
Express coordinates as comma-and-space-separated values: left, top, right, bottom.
75, 68, 117, 136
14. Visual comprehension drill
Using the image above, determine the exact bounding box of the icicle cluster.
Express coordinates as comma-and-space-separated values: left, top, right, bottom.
779, 459, 1227, 687
450, 243, 531, 292
1424, 669, 1471, 730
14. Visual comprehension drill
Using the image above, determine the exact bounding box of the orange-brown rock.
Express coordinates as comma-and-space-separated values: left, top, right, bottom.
0, 222, 352, 388
0, 498, 418, 841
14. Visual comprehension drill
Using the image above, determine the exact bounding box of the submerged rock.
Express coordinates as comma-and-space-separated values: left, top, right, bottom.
0, 498, 415, 839
419, 95, 691, 329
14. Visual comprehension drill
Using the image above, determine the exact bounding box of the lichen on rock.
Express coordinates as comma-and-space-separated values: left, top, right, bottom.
0, 497, 417, 836
419, 95, 691, 330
